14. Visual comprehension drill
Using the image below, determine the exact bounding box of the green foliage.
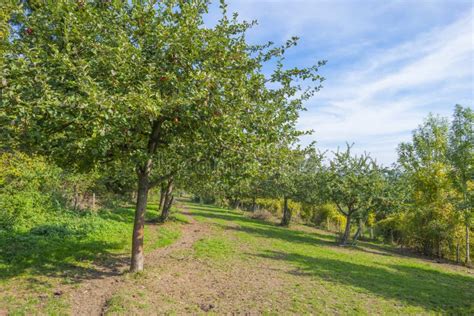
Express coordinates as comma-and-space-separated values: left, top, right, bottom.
0, 151, 112, 231
255, 198, 283, 215
301, 203, 345, 230
322, 145, 383, 243
448, 105, 473, 229
0, 152, 63, 231
361, 106, 474, 262
374, 214, 404, 243
397, 114, 464, 257
325, 145, 383, 215
2, 0, 324, 174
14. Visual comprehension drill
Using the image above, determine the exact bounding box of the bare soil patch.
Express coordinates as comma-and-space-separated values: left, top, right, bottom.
95, 204, 301, 314
69, 205, 209, 315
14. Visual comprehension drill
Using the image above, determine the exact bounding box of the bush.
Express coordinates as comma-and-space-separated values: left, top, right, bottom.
255, 198, 282, 215
29, 224, 75, 238
0, 151, 109, 231
374, 214, 404, 244
0, 190, 50, 231
0, 152, 63, 231
300, 203, 346, 231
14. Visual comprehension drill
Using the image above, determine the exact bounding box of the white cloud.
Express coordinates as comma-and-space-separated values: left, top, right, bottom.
298, 10, 474, 165
207, 1, 474, 165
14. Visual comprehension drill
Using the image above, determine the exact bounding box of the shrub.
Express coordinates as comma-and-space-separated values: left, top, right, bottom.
0, 152, 63, 231
374, 214, 404, 244
299, 203, 345, 231
255, 198, 282, 215
29, 224, 74, 238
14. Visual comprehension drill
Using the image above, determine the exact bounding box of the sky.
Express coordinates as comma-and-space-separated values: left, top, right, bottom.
206, 0, 474, 166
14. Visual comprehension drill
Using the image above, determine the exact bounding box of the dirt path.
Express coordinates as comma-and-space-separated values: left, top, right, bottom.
68, 203, 300, 314
71, 205, 210, 315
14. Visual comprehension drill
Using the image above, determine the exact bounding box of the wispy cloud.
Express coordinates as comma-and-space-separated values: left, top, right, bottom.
299, 10, 473, 165
207, 0, 474, 165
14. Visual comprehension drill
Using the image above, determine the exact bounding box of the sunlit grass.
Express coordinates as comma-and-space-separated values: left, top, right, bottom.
186, 202, 474, 315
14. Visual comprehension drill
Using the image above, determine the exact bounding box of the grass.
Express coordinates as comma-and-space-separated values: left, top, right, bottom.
104, 291, 152, 315
0, 202, 181, 315
193, 236, 235, 260
186, 202, 474, 315
1, 200, 472, 314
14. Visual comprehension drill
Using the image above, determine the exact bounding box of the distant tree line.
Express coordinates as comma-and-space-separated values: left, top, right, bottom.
208, 105, 473, 265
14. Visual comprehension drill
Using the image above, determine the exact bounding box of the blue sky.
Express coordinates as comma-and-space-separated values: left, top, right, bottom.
207, 0, 474, 165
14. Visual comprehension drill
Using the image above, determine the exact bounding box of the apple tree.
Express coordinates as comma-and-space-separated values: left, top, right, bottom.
1, 0, 325, 271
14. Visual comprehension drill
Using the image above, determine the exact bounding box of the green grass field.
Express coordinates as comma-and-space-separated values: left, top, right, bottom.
0, 203, 181, 314
0, 201, 472, 314
187, 202, 474, 315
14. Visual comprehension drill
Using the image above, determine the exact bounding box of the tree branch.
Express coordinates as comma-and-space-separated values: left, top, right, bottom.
335, 202, 348, 216
149, 170, 176, 189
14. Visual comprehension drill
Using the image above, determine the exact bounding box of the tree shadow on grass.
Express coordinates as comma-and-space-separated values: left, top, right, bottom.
0, 228, 128, 283
223, 224, 336, 248
257, 250, 474, 314
191, 203, 463, 266
0, 201, 188, 284
97, 205, 160, 223
189, 206, 337, 247
186, 202, 227, 212
190, 207, 268, 225
354, 239, 463, 267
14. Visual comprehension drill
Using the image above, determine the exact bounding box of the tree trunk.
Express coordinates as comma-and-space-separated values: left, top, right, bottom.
160, 178, 174, 222
158, 184, 166, 211
340, 213, 352, 245
251, 197, 257, 212
130, 161, 152, 272
280, 197, 292, 226
369, 227, 374, 240
456, 241, 460, 264
161, 195, 174, 221
352, 219, 363, 244
466, 223, 471, 266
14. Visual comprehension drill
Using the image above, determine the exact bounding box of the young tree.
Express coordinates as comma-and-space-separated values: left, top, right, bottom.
270, 147, 306, 226
325, 145, 382, 245
448, 105, 473, 265
281, 146, 325, 226
371, 166, 411, 243
1, 1, 325, 271
255, 145, 322, 227
398, 115, 458, 257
